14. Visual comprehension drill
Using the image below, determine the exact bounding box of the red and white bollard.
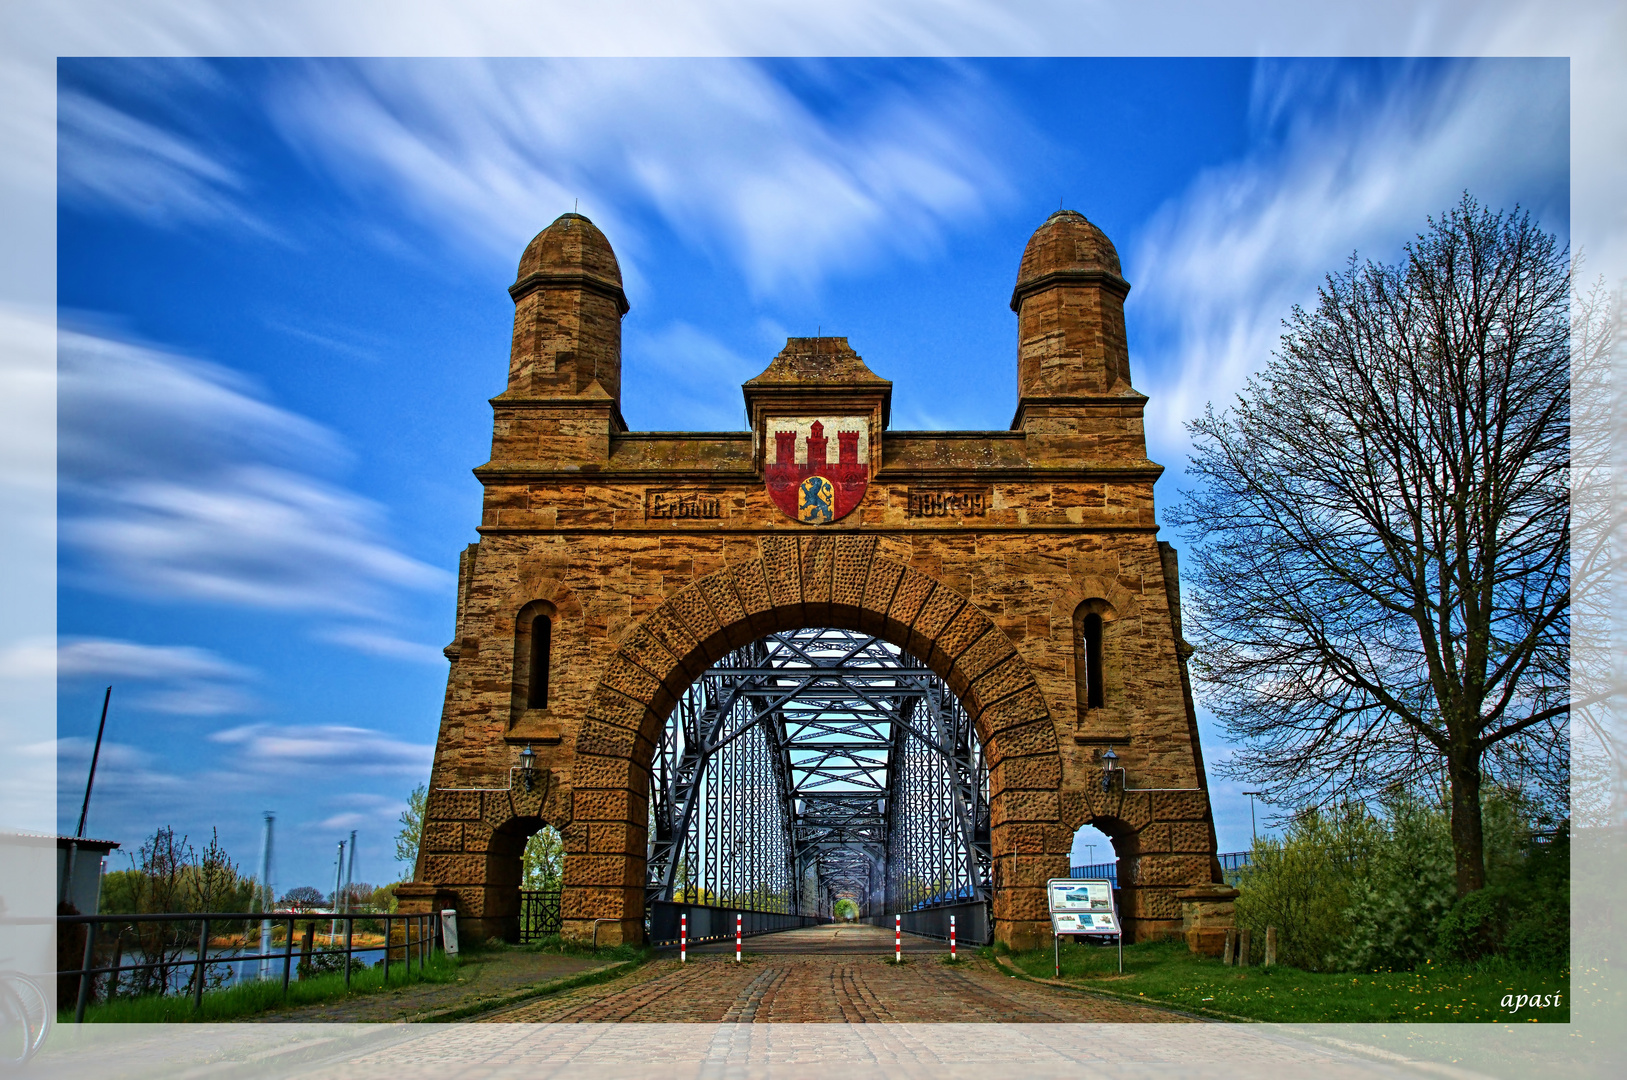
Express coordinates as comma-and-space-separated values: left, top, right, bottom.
950, 915, 957, 960
735, 913, 742, 962
680, 912, 687, 963
895, 914, 902, 963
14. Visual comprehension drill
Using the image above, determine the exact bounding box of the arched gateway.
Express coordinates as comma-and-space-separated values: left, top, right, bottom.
396, 210, 1238, 953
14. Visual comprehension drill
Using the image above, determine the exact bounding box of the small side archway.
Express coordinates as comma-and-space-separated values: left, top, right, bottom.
1069, 821, 1115, 872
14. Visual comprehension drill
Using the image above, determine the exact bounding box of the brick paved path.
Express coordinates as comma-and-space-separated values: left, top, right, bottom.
686, 923, 942, 955
486, 926, 1188, 1023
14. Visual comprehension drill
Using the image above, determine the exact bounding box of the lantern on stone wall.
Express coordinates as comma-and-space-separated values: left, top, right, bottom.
519, 743, 538, 792
1100, 747, 1120, 792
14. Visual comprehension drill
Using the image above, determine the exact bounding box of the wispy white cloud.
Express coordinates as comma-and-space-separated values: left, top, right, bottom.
260, 316, 385, 365
56, 736, 191, 802
64, 465, 444, 614
0, 637, 53, 680
54, 728, 427, 867
56, 65, 279, 236
208, 723, 435, 777
58, 326, 339, 481
623, 321, 758, 430
266, 58, 1018, 297
0, 305, 54, 500
58, 327, 450, 617
314, 626, 446, 665
132, 684, 257, 717
59, 89, 236, 217
55, 637, 251, 681
53, 636, 256, 716
312, 793, 408, 835
1130, 59, 1569, 466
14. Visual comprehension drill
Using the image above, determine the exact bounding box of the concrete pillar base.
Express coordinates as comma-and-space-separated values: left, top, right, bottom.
1176, 883, 1239, 957
997, 919, 1052, 952
563, 917, 643, 947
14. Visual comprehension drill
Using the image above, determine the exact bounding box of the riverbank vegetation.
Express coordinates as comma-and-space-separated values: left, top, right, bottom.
61, 950, 462, 1023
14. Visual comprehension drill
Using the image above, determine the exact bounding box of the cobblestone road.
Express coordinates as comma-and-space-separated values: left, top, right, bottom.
485, 925, 1188, 1023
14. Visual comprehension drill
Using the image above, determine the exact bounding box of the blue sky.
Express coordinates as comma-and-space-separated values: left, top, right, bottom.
46, 57, 1569, 894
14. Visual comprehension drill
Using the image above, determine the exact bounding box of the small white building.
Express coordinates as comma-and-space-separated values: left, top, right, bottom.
56, 835, 121, 914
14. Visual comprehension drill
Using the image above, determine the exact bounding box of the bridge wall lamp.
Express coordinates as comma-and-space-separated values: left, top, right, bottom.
519, 743, 538, 792
1100, 747, 1125, 792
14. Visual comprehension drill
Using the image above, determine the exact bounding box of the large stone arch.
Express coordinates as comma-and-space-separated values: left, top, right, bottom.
562, 534, 1069, 950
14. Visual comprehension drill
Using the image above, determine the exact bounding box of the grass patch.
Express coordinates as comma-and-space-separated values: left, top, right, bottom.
64, 952, 462, 1023
506, 934, 653, 964
997, 939, 1569, 1023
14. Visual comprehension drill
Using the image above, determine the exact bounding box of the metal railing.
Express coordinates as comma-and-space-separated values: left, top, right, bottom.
49, 910, 445, 1022
1069, 851, 1254, 887
647, 901, 826, 947
865, 900, 990, 945
1069, 861, 1119, 883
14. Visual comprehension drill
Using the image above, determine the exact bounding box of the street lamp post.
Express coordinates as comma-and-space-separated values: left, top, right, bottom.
1243, 791, 1266, 845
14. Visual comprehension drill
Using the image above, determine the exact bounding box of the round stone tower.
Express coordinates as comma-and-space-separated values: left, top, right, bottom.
1010, 209, 1133, 424
505, 212, 630, 411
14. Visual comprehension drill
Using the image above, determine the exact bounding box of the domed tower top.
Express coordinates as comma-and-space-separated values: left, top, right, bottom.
504, 212, 629, 410
1009, 209, 1134, 426
1010, 209, 1124, 308
514, 212, 628, 309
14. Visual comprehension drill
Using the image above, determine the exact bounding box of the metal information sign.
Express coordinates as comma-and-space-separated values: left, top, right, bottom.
1047, 878, 1119, 935
1047, 877, 1121, 974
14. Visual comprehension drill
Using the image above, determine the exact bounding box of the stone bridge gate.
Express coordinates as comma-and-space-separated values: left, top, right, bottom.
397, 208, 1234, 952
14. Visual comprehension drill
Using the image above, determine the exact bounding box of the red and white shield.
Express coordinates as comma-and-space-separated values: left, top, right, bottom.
764, 417, 870, 524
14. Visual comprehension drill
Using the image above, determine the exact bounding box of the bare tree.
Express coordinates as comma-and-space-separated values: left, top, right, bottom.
1170, 194, 1571, 897
1567, 271, 1619, 827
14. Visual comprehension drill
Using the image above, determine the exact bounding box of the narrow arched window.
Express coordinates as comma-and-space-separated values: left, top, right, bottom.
1074, 602, 1110, 715
1082, 613, 1104, 709
527, 614, 551, 709
513, 600, 557, 722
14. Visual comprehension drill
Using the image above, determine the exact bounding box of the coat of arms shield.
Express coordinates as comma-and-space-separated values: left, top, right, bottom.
764, 417, 870, 524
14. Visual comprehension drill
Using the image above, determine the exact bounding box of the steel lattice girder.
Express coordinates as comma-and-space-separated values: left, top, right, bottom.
646, 627, 991, 916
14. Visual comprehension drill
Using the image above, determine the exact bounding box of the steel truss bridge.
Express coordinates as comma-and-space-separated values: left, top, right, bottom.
646, 627, 992, 919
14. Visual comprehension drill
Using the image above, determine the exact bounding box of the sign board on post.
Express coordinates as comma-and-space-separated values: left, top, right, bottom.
1046, 879, 1119, 935
1047, 878, 1121, 973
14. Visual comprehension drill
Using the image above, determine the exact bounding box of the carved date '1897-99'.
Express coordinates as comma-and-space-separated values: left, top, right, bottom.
907, 490, 988, 517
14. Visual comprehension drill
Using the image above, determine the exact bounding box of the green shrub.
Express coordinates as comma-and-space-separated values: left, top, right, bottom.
1504, 907, 1567, 968
298, 950, 371, 978
1337, 791, 1456, 972
1435, 887, 1506, 962
1454, 814, 1569, 969
1235, 802, 1378, 971
1235, 788, 1567, 973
